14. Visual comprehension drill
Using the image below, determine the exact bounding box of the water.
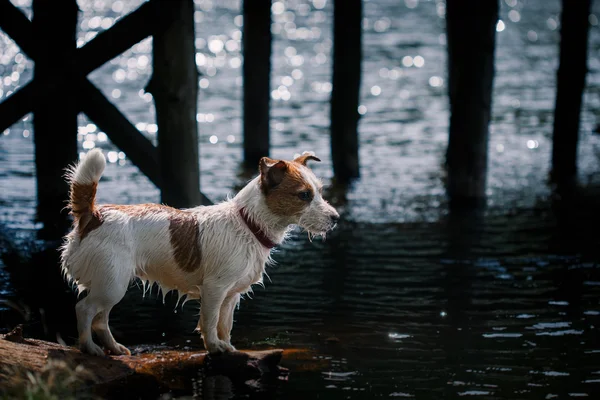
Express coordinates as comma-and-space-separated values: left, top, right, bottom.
6, 205, 600, 399
1, 0, 600, 398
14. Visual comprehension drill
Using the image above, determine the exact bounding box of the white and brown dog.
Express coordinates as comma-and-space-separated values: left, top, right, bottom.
59, 149, 339, 356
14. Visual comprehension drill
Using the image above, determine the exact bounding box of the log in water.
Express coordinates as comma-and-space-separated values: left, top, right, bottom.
0, 325, 288, 398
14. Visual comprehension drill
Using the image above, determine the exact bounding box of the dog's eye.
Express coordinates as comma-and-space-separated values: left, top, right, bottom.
298, 191, 312, 201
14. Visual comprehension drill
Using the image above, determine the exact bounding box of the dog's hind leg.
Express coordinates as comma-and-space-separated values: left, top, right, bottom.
89, 263, 131, 355
76, 296, 104, 356
92, 308, 131, 356
217, 293, 240, 347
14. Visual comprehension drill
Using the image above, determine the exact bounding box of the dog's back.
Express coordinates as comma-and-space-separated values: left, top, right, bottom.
60, 149, 205, 296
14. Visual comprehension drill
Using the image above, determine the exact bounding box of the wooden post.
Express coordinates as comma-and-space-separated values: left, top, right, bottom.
31, 0, 79, 237
147, 0, 201, 208
330, 0, 362, 183
242, 0, 272, 168
551, 0, 592, 185
445, 0, 498, 206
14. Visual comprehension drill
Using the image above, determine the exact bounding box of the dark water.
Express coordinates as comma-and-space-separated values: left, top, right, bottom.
2, 193, 600, 399
1, 0, 600, 398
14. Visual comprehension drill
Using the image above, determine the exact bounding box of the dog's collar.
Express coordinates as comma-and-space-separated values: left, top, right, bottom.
238, 208, 277, 249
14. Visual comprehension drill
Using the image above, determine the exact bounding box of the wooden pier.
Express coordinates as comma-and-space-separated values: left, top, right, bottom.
31, 0, 79, 234
0, 0, 207, 238
551, 0, 592, 186
148, 0, 202, 208
330, 0, 362, 184
242, 0, 272, 168
445, 0, 498, 206
0, 0, 594, 236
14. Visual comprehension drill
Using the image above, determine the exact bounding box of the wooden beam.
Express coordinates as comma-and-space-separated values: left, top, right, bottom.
551, 0, 592, 185
0, 82, 34, 134
242, 0, 272, 168
445, 0, 498, 207
0, 0, 37, 59
0, 0, 37, 133
147, 0, 202, 208
76, 1, 156, 76
79, 81, 161, 188
32, 0, 79, 238
0, 0, 155, 78
330, 0, 362, 183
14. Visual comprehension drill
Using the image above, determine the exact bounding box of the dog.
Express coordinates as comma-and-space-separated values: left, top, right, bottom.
59, 149, 339, 356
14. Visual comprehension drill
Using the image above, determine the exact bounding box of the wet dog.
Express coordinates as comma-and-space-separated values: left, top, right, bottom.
60, 149, 339, 356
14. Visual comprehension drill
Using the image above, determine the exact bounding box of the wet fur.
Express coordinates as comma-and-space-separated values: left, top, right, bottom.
60, 149, 339, 355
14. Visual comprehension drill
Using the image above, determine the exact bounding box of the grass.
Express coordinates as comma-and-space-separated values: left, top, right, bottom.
1, 359, 98, 400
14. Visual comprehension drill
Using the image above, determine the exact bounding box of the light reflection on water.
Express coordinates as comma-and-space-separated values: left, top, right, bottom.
0, 0, 599, 224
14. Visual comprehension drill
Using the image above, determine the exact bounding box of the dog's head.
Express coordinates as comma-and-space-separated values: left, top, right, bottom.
259, 151, 339, 237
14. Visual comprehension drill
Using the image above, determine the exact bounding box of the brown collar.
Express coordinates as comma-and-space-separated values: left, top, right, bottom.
239, 208, 277, 249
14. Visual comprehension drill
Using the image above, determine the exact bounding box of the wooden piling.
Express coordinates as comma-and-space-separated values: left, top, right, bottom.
330, 0, 362, 183
445, 0, 498, 206
147, 0, 202, 208
31, 0, 79, 237
551, 0, 592, 185
242, 0, 272, 168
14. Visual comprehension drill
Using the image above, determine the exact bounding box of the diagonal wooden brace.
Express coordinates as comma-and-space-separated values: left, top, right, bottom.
0, 0, 38, 59
0, 83, 34, 133
79, 80, 161, 188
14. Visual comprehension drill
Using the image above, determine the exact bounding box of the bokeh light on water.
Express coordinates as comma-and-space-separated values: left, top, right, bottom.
1, 0, 599, 225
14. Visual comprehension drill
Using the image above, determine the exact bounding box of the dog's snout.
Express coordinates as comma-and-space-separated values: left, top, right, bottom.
330, 214, 340, 224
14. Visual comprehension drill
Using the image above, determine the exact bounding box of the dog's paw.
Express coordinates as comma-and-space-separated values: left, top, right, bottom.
109, 342, 132, 356
80, 341, 105, 357
206, 339, 236, 354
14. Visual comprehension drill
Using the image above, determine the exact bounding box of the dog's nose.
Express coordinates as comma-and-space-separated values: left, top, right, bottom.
330, 214, 340, 224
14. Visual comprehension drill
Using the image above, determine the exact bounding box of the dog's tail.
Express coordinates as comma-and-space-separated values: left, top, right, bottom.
65, 148, 106, 233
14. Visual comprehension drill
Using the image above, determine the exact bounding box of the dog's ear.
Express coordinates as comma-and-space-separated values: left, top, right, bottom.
259, 157, 287, 191
293, 151, 321, 166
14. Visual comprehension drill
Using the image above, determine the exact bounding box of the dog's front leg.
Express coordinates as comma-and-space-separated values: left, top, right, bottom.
217, 293, 240, 346
199, 283, 235, 353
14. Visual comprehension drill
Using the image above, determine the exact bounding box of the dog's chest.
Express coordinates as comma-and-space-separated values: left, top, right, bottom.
232, 251, 269, 293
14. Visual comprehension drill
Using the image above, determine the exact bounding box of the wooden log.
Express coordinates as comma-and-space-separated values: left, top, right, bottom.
551, 0, 592, 185
330, 0, 362, 183
445, 0, 498, 207
0, 326, 132, 389
146, 0, 202, 208
31, 0, 79, 238
0, 326, 287, 398
242, 0, 272, 168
